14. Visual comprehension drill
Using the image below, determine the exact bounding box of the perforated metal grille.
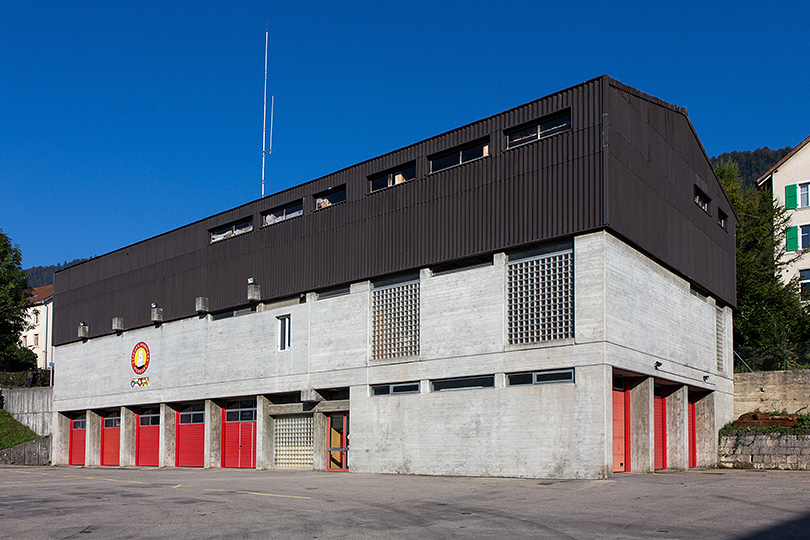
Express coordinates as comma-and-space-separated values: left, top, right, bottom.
274, 415, 313, 468
372, 282, 420, 359
716, 307, 725, 372
507, 251, 573, 344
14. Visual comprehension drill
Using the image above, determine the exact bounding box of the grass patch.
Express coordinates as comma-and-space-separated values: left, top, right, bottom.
0, 409, 40, 450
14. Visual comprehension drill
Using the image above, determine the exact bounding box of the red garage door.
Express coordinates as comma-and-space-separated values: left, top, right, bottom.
612, 376, 630, 472
176, 403, 205, 467
222, 400, 256, 469
688, 397, 697, 468
101, 410, 121, 466
69, 414, 86, 466
136, 407, 160, 467
654, 386, 667, 470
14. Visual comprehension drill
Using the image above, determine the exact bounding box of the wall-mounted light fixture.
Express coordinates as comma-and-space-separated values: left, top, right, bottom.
703, 375, 710, 382
247, 277, 255, 284
151, 302, 157, 308
654, 361, 662, 370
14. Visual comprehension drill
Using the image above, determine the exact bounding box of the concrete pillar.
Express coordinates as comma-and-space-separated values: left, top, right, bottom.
313, 412, 327, 470
256, 395, 275, 470
119, 407, 137, 467
695, 392, 717, 468
666, 386, 688, 470
629, 377, 653, 473
159, 403, 176, 467
85, 410, 102, 466
51, 412, 71, 465
204, 399, 222, 469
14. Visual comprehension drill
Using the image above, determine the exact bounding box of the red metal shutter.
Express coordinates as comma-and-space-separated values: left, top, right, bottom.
688, 400, 697, 468
654, 391, 667, 470
136, 424, 160, 466
240, 422, 256, 469
69, 423, 86, 466
222, 416, 240, 468
101, 423, 120, 466
175, 411, 205, 467
612, 384, 626, 472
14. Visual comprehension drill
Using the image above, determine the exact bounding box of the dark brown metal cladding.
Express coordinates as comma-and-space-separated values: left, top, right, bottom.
53, 76, 735, 345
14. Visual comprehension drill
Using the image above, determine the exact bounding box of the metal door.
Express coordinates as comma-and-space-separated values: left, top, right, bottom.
69, 414, 86, 466
654, 386, 667, 470
222, 400, 256, 468
136, 407, 160, 466
326, 413, 349, 471
101, 410, 121, 466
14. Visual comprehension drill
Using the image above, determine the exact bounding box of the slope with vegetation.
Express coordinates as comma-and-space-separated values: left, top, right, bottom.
0, 409, 39, 450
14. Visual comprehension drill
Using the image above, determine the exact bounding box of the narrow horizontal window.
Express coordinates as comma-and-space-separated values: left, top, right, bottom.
371, 381, 420, 396
507, 368, 575, 386
369, 162, 416, 192
314, 185, 346, 210
317, 285, 351, 300
224, 400, 256, 422
139, 407, 160, 427
263, 200, 303, 226
209, 218, 254, 243
506, 109, 571, 149
72, 417, 86, 430
694, 186, 711, 214
431, 375, 495, 392
179, 403, 204, 424
429, 138, 490, 173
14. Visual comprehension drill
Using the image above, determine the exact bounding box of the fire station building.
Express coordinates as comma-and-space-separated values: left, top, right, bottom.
50, 76, 735, 478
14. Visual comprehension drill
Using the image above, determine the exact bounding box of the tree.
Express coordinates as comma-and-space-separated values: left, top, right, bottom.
0, 229, 35, 371
715, 158, 810, 370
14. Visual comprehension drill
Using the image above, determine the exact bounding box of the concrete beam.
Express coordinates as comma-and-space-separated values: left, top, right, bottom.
256, 395, 274, 470
51, 411, 71, 465
86, 410, 101, 466
204, 399, 222, 468
629, 377, 653, 473
694, 391, 717, 468
120, 407, 137, 467
159, 403, 176, 467
666, 386, 688, 470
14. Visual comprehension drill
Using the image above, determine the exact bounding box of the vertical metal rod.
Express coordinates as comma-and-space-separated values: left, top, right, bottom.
261, 25, 269, 198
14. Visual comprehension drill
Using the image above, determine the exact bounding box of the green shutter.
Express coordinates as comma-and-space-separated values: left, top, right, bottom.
786, 184, 798, 209
787, 226, 799, 251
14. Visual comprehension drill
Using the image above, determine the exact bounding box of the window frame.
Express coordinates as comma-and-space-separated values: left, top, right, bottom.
505, 109, 572, 150
428, 138, 490, 174
314, 185, 347, 210
139, 407, 161, 427
262, 200, 303, 226
800, 183, 810, 208
801, 225, 810, 250
431, 374, 495, 392
371, 381, 421, 396
694, 186, 711, 215
506, 368, 575, 387
178, 403, 204, 424
278, 314, 291, 351
369, 161, 417, 193
801, 270, 810, 301
209, 217, 254, 244
225, 399, 257, 422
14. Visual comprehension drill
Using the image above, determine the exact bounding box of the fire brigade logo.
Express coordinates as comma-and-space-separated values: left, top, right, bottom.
131, 342, 150, 375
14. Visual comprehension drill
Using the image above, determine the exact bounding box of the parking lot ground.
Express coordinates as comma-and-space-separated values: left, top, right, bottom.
1, 465, 809, 539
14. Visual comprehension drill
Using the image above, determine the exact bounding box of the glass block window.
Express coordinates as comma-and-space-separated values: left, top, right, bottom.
274, 415, 314, 468
507, 250, 573, 344
372, 281, 420, 359
716, 307, 725, 372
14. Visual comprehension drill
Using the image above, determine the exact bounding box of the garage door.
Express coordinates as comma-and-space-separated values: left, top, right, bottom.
136, 407, 160, 467
69, 414, 86, 466
101, 410, 121, 466
654, 386, 667, 470
688, 396, 697, 468
176, 403, 205, 467
222, 400, 256, 469
612, 376, 629, 472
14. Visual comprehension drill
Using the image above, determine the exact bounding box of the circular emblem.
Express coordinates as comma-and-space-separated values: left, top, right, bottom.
131, 342, 150, 375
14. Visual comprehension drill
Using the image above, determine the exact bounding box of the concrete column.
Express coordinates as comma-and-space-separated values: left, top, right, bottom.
85, 410, 102, 466
666, 386, 688, 470
119, 407, 137, 467
256, 395, 275, 469
695, 392, 717, 468
204, 399, 222, 469
159, 403, 176, 467
313, 412, 327, 470
51, 412, 71, 465
629, 377, 653, 473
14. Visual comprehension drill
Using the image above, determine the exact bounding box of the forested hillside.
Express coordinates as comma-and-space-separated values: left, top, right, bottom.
711, 146, 792, 188
25, 258, 90, 288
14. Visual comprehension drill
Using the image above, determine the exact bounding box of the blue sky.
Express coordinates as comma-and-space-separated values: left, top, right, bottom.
2, 1, 808, 268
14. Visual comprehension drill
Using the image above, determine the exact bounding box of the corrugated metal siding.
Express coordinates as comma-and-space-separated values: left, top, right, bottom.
54, 78, 606, 345
604, 81, 736, 306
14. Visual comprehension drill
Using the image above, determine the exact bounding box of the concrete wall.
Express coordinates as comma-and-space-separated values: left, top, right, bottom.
0, 435, 51, 465
49, 231, 731, 477
1, 387, 53, 435
720, 433, 810, 470
734, 370, 810, 417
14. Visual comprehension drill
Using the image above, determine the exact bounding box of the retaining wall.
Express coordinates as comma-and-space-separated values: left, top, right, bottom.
0, 435, 51, 466
734, 370, 810, 417
719, 433, 810, 470
0, 387, 53, 436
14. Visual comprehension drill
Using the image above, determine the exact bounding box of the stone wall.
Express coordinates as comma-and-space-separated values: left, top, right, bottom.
0, 435, 51, 466
719, 433, 810, 470
0, 387, 53, 436
734, 370, 810, 418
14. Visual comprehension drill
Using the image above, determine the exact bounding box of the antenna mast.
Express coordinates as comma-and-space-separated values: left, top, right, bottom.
261, 25, 271, 198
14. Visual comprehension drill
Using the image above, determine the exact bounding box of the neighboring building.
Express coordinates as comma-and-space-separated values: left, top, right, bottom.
21, 284, 54, 370
757, 135, 810, 296
50, 76, 736, 478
